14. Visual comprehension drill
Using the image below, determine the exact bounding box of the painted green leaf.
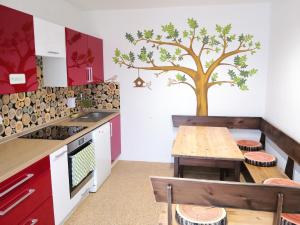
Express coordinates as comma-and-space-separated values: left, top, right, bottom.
144, 29, 154, 39
137, 30, 143, 39
216, 24, 222, 33
223, 24, 232, 35
114, 48, 121, 57
211, 73, 218, 82
175, 48, 182, 55
125, 33, 135, 43
200, 28, 207, 36
176, 74, 187, 81
122, 54, 130, 61
129, 51, 135, 63
187, 18, 198, 29
159, 48, 171, 62
205, 59, 214, 68
183, 30, 189, 38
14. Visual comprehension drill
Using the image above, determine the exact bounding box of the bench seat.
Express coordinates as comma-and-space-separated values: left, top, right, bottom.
158, 205, 274, 225
242, 150, 288, 183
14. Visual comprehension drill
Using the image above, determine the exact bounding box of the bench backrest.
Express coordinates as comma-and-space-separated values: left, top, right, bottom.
172, 115, 300, 179
151, 176, 300, 213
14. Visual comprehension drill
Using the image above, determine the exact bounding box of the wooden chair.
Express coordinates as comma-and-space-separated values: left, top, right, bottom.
151, 176, 300, 225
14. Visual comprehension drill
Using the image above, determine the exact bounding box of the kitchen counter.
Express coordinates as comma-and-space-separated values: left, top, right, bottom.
0, 111, 120, 183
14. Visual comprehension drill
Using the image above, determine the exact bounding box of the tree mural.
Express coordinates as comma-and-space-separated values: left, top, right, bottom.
113, 18, 261, 116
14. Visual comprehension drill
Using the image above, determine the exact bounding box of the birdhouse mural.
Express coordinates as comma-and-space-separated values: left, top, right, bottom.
133, 69, 152, 90
113, 18, 261, 116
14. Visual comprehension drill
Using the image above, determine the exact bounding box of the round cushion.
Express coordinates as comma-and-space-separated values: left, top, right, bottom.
175, 204, 227, 225
264, 178, 300, 225
237, 139, 263, 151
244, 151, 277, 167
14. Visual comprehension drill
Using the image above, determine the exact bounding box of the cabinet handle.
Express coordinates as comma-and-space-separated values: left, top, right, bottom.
0, 173, 34, 198
90, 68, 93, 82
55, 150, 67, 159
47, 51, 59, 55
22, 219, 38, 225
30, 219, 39, 225
86, 67, 90, 82
0, 189, 35, 216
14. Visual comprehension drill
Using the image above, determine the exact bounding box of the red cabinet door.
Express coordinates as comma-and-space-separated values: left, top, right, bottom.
0, 5, 37, 94
0, 157, 52, 225
65, 28, 89, 86
20, 197, 54, 225
87, 36, 104, 83
111, 115, 121, 162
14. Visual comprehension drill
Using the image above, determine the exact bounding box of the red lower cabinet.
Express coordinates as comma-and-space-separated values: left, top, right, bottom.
0, 157, 54, 225
20, 197, 54, 225
111, 115, 121, 162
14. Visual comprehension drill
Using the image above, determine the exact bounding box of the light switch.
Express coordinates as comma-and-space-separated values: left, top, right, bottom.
9, 73, 26, 84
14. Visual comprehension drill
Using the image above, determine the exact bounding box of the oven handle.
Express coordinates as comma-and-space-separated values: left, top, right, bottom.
0, 173, 34, 198
0, 189, 35, 216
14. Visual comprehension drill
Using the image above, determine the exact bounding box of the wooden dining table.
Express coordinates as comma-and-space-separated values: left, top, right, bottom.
172, 126, 244, 181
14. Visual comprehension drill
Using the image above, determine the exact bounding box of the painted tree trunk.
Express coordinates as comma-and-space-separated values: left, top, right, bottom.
196, 81, 208, 116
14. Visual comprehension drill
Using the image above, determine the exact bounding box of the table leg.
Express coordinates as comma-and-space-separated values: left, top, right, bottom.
220, 169, 225, 181
174, 157, 179, 177
234, 162, 241, 182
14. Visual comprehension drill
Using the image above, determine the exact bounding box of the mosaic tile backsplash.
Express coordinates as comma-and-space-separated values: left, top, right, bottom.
0, 57, 120, 138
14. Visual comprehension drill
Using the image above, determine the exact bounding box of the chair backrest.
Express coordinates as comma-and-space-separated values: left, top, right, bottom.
171, 115, 300, 179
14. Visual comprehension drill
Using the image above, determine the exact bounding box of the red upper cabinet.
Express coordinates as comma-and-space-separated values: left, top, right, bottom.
0, 5, 37, 94
66, 28, 89, 86
66, 28, 104, 86
87, 35, 104, 83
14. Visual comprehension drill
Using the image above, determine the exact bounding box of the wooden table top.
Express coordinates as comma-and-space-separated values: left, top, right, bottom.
158, 205, 274, 225
172, 126, 244, 161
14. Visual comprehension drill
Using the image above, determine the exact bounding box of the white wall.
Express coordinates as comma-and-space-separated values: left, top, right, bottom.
265, 0, 300, 181
85, 3, 271, 162
0, 0, 88, 32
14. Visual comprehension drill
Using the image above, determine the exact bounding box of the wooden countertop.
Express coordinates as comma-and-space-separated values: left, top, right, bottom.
172, 126, 244, 161
0, 111, 120, 183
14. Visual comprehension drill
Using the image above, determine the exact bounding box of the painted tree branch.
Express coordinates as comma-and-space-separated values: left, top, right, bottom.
205, 47, 257, 82
208, 80, 235, 88
120, 60, 197, 79
136, 38, 204, 74
168, 78, 196, 93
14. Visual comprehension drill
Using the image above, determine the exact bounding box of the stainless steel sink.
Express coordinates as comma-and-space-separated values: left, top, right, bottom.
72, 112, 115, 122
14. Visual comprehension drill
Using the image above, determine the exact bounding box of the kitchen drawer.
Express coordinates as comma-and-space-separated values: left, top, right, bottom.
19, 197, 54, 225
0, 158, 52, 225
0, 157, 50, 198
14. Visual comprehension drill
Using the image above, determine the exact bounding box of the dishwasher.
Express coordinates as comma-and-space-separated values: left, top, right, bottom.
90, 122, 112, 192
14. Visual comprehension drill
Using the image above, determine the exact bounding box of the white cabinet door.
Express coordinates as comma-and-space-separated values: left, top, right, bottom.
90, 123, 111, 192
34, 17, 66, 57
50, 146, 71, 225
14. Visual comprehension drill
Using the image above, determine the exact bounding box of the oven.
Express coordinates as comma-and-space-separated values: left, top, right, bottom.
67, 132, 95, 198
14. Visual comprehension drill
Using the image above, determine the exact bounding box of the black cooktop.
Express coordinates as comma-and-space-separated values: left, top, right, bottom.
20, 126, 87, 140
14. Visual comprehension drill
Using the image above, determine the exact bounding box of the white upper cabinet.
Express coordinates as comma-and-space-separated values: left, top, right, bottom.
34, 17, 66, 57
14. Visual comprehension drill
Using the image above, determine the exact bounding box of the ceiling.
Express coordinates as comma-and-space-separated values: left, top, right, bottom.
65, 0, 272, 11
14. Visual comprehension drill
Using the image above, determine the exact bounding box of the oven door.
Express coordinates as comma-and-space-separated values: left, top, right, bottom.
68, 141, 95, 198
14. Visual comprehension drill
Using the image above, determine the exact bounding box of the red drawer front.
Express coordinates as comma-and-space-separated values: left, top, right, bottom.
0, 157, 50, 197
20, 197, 54, 225
0, 157, 52, 225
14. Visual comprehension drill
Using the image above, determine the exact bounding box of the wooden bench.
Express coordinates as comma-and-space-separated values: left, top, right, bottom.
151, 176, 300, 225
172, 115, 300, 183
